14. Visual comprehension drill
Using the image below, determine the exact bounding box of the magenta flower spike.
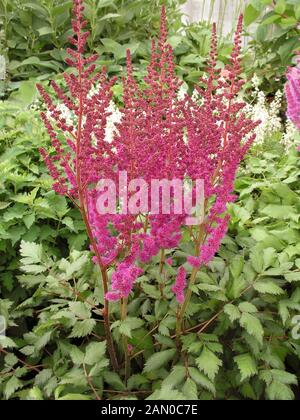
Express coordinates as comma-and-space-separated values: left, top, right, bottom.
285, 56, 300, 132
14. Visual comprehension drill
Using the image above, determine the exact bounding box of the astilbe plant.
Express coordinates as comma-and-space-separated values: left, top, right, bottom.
38, 0, 258, 375
174, 17, 259, 336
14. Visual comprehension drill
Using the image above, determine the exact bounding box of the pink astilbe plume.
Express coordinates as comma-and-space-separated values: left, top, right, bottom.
100, 5, 187, 300
185, 16, 259, 269
285, 55, 300, 150
172, 267, 187, 304
37, 0, 115, 200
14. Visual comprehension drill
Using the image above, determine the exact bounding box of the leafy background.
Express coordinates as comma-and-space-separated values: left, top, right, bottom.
0, 0, 300, 400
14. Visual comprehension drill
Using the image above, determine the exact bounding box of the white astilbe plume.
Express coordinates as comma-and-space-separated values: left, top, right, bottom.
105, 100, 122, 143
245, 74, 282, 144
282, 119, 299, 150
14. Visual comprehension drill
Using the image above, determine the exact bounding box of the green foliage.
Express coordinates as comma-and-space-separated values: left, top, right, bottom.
0, 0, 185, 94
0, 0, 250, 98
244, 0, 300, 94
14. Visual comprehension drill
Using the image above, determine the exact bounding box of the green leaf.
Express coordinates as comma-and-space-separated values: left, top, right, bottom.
20, 241, 42, 265
69, 319, 96, 338
118, 317, 144, 338
235, 353, 258, 381
254, 281, 284, 295
238, 302, 258, 313
69, 302, 91, 319
251, 250, 264, 273
263, 248, 277, 269
261, 205, 298, 221
195, 347, 222, 381
271, 369, 298, 385
141, 283, 161, 299
162, 365, 186, 388
182, 378, 198, 400
58, 394, 92, 400
266, 381, 294, 400
244, 4, 261, 26
261, 13, 281, 25
188, 367, 216, 395
103, 372, 125, 391
70, 347, 85, 365
284, 272, 300, 282
84, 341, 106, 365
274, 0, 286, 15
4, 376, 22, 399
240, 313, 264, 344
143, 349, 176, 373
224, 304, 241, 322
147, 386, 187, 401
230, 255, 244, 279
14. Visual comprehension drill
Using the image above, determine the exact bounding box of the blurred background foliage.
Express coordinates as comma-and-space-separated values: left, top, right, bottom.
1, 0, 299, 101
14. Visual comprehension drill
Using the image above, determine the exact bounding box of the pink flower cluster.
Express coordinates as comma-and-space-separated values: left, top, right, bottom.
185, 18, 259, 270
171, 267, 187, 304
285, 56, 300, 150
39, 0, 258, 304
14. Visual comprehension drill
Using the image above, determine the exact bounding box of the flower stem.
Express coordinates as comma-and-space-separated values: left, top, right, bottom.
121, 298, 130, 383
175, 266, 199, 341
75, 48, 118, 372
80, 203, 119, 371
159, 248, 165, 298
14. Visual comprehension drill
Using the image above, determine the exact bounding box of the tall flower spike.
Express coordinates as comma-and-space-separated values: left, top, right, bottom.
285, 56, 300, 132
186, 15, 259, 269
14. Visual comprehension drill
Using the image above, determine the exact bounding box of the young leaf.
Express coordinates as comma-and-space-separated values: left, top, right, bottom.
240, 313, 264, 344
234, 353, 258, 381
84, 341, 106, 365
254, 281, 284, 295
161, 365, 186, 388
143, 349, 176, 373
69, 319, 96, 338
224, 304, 241, 322
182, 378, 198, 400
195, 347, 222, 381
188, 367, 216, 395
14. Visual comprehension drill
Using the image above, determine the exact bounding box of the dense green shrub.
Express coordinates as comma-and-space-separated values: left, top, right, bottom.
244, 0, 300, 94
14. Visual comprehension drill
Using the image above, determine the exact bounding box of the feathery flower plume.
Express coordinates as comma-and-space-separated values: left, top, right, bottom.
285, 55, 300, 151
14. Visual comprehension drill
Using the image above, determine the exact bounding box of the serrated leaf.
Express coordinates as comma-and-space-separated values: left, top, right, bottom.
69, 346, 84, 365
254, 281, 284, 295
162, 365, 186, 388
238, 302, 258, 313
224, 304, 241, 322
234, 353, 258, 381
69, 319, 96, 338
147, 385, 187, 400
34, 369, 52, 386
182, 378, 198, 400
103, 372, 125, 391
69, 301, 91, 319
188, 367, 216, 395
240, 313, 264, 344
20, 241, 43, 264
195, 347, 222, 381
143, 349, 176, 373
266, 381, 294, 400
84, 341, 106, 365
4, 376, 22, 399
